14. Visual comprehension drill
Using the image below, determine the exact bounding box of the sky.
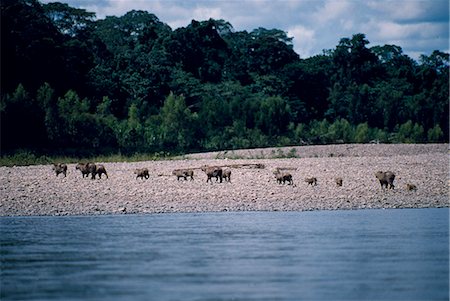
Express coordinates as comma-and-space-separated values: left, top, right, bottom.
41, 0, 449, 60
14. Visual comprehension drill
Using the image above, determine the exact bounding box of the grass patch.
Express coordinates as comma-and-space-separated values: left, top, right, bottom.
0, 150, 177, 167
270, 148, 299, 159
0, 147, 303, 166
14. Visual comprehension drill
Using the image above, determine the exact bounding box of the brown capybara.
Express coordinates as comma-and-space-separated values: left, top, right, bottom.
172, 169, 194, 181
223, 169, 231, 182
275, 171, 293, 185
76, 162, 95, 178
134, 168, 149, 180
201, 166, 223, 183
375, 171, 395, 189
52, 163, 67, 177
95, 164, 108, 179
406, 183, 417, 191
184, 169, 194, 180
305, 177, 317, 186
172, 169, 187, 181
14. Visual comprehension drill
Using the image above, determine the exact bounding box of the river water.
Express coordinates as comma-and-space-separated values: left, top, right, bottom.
1, 208, 448, 301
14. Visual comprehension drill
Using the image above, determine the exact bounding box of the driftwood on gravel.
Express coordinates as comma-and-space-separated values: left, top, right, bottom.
191, 163, 265, 170
222, 163, 265, 169
158, 163, 265, 176
273, 167, 297, 173
157, 173, 172, 177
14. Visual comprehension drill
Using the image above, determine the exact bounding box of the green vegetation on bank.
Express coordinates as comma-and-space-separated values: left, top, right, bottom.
0, 150, 176, 167
1, 0, 448, 160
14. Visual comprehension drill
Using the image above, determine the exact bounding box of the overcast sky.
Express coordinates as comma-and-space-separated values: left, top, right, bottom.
42, 0, 449, 60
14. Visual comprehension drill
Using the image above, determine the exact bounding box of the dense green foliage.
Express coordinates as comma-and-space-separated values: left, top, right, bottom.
1, 0, 448, 157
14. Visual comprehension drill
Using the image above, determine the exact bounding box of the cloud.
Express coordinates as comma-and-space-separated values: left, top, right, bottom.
374, 21, 447, 40
312, 0, 353, 25
367, 0, 449, 23
288, 25, 316, 58
192, 6, 222, 21
367, 0, 424, 21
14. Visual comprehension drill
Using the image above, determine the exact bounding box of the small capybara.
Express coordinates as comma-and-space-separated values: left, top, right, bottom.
406, 183, 417, 191
134, 168, 149, 180
305, 177, 317, 186
52, 163, 67, 177
172, 169, 194, 181
223, 169, 232, 182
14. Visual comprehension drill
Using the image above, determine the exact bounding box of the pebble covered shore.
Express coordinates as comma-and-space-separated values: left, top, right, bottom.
0, 144, 448, 216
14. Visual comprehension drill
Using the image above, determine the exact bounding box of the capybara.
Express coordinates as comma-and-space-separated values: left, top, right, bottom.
52, 163, 67, 177
76, 163, 107, 179
76, 162, 95, 178
223, 169, 231, 182
406, 183, 417, 191
375, 171, 395, 189
134, 168, 149, 180
95, 164, 108, 179
184, 169, 194, 180
305, 177, 317, 186
172, 169, 194, 181
87, 163, 97, 179
201, 166, 223, 183
275, 171, 293, 185
172, 169, 187, 181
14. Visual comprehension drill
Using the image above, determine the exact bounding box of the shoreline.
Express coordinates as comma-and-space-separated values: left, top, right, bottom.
0, 144, 448, 217
1, 207, 448, 219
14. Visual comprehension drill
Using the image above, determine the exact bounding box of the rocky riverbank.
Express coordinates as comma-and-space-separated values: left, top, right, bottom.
0, 144, 448, 216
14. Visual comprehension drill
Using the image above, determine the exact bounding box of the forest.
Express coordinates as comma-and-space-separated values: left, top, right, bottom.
1, 0, 449, 157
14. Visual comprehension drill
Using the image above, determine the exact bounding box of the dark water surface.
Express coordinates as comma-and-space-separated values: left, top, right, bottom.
1, 208, 448, 301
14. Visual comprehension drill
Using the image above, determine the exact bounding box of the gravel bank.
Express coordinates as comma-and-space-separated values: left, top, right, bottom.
0, 144, 448, 216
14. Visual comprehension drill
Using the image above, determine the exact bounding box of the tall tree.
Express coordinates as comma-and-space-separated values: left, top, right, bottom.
1, 0, 65, 93
158, 93, 197, 151
1, 84, 46, 149
164, 19, 230, 82
43, 2, 95, 37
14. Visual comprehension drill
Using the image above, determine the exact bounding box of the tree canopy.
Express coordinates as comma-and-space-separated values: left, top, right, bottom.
1, 0, 448, 156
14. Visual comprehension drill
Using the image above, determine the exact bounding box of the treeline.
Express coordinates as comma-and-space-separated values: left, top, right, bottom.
1, 0, 448, 156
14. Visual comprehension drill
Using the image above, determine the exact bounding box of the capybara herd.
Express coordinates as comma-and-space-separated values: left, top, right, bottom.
52, 163, 415, 191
